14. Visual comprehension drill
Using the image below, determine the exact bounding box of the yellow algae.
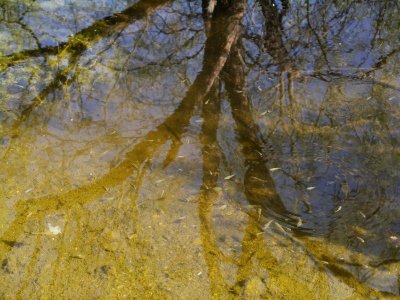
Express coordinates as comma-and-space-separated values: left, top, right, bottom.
1, 0, 400, 299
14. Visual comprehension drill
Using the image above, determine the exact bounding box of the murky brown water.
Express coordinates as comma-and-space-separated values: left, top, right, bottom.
1, 0, 400, 299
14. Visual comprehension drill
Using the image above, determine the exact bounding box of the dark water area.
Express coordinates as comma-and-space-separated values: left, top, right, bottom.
0, 0, 400, 298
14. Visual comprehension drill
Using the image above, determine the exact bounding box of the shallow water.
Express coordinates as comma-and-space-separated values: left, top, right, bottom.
1, 0, 400, 298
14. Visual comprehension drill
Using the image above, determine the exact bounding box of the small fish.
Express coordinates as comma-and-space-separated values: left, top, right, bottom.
263, 220, 273, 230
251, 177, 268, 182
356, 236, 365, 243
335, 206, 342, 213
269, 168, 281, 172
213, 187, 223, 193
69, 254, 84, 259
224, 174, 235, 180
1, 240, 24, 248
306, 187, 316, 191
340, 181, 350, 196
274, 222, 286, 234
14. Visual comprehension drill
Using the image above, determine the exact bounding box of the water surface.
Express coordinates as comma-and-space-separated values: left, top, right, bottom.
1, 0, 400, 298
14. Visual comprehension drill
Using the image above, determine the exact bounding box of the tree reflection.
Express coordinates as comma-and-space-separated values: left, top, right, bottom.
1, 0, 400, 297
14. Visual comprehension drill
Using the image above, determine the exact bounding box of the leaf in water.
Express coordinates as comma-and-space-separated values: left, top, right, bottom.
389, 236, 398, 241
224, 174, 235, 180
296, 217, 303, 227
269, 168, 281, 172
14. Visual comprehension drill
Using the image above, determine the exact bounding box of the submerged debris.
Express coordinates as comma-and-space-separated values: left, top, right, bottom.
47, 224, 62, 235
296, 217, 303, 227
